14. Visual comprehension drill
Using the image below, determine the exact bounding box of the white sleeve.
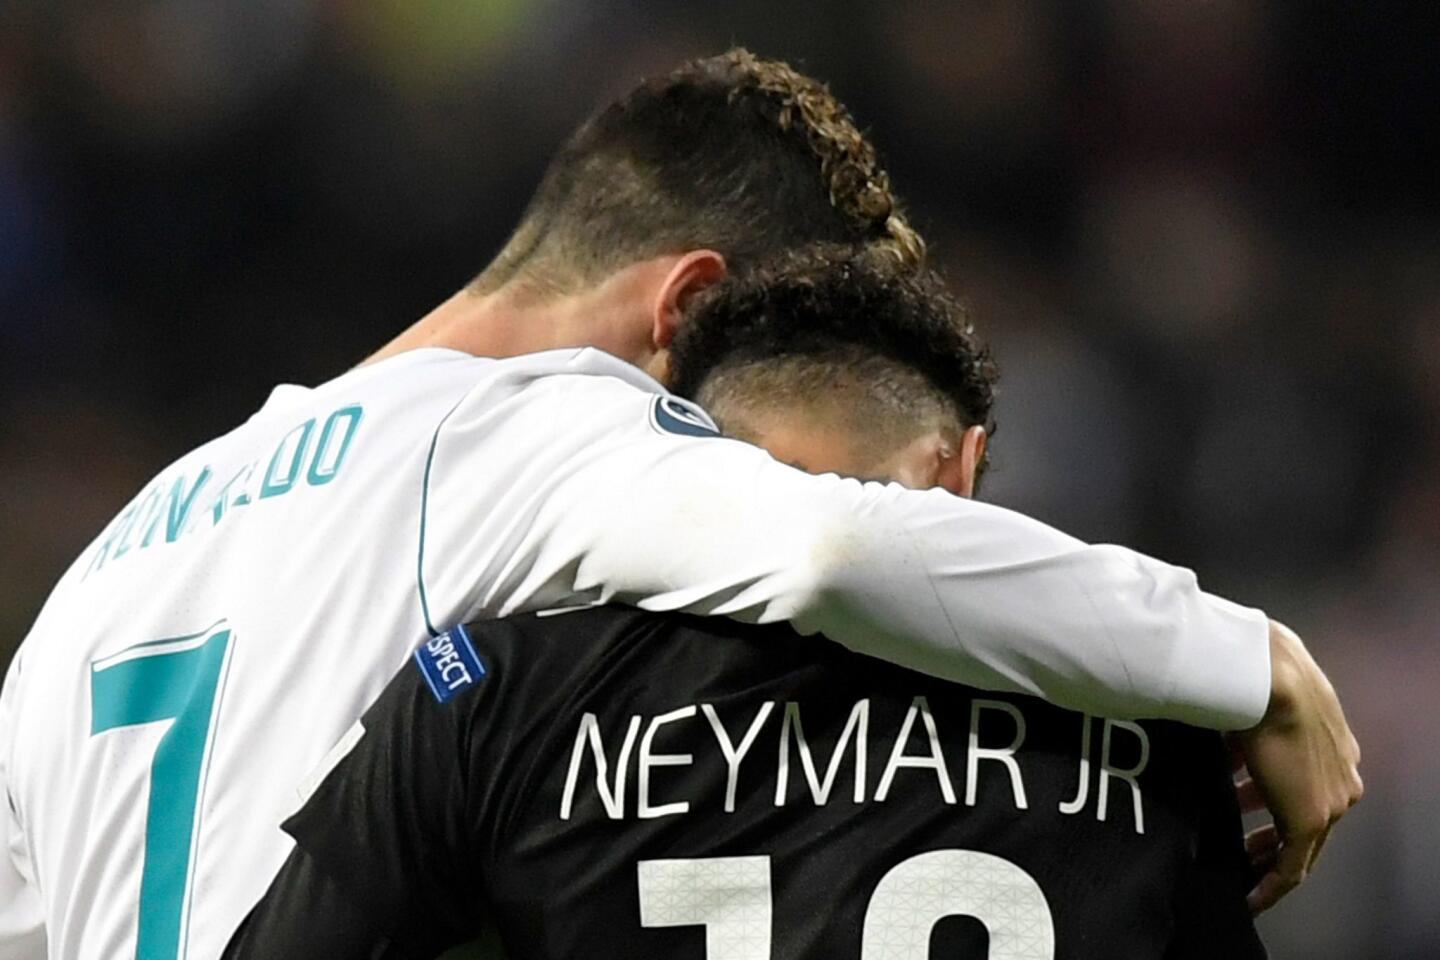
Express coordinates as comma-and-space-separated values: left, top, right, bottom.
419, 371, 1271, 730
0, 660, 46, 959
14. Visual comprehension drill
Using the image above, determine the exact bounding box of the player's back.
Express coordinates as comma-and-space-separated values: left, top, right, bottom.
0, 346, 677, 959
277, 607, 1264, 959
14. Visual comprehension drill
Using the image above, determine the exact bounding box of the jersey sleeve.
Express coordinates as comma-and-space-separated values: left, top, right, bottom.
418, 353, 1270, 729
222, 845, 415, 960
252, 641, 495, 959
0, 657, 46, 960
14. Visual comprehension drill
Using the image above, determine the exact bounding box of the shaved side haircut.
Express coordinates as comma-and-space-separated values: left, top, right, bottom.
670, 247, 997, 479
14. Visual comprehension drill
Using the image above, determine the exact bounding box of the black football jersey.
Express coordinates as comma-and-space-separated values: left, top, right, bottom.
227, 607, 1264, 960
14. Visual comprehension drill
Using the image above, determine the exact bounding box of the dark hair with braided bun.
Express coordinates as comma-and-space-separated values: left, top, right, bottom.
670, 245, 996, 473
473, 49, 923, 297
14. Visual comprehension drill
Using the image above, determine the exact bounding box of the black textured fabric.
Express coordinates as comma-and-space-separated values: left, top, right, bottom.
233, 607, 1265, 959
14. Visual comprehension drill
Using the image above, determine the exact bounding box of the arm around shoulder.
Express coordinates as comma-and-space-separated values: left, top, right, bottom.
788, 485, 1274, 728
424, 374, 1276, 730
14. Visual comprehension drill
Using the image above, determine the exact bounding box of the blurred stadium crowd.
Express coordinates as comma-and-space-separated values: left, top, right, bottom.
1, 1, 1435, 956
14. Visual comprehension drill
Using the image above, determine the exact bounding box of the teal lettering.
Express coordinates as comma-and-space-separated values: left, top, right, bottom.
112, 486, 159, 561
164, 467, 211, 542
208, 465, 251, 526
307, 405, 364, 487
85, 501, 137, 578
260, 419, 315, 499
138, 481, 168, 548
80, 405, 359, 577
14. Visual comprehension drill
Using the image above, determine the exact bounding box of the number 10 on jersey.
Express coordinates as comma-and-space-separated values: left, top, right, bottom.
639, 849, 1055, 959
90, 623, 234, 960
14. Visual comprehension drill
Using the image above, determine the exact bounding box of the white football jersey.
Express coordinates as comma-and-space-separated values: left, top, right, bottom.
0, 346, 1269, 960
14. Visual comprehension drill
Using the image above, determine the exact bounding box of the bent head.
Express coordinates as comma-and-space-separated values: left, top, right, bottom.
670, 248, 996, 497
468, 49, 924, 375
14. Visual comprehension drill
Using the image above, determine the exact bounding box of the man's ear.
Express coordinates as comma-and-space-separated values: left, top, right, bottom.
937, 425, 988, 498
650, 250, 727, 350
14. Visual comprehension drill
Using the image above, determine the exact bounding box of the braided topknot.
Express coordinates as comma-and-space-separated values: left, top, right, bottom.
707, 48, 926, 268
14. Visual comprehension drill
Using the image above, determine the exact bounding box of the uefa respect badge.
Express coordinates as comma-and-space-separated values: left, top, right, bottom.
414, 624, 487, 704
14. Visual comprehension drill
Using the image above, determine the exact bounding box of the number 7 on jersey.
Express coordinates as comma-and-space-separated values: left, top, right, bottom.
90, 623, 234, 960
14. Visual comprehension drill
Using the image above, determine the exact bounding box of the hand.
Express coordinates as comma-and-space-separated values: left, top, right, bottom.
1231, 620, 1363, 915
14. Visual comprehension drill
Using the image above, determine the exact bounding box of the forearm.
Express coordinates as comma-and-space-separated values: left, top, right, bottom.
802, 488, 1271, 727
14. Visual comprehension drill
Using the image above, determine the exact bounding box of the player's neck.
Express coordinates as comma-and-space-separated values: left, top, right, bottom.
362, 264, 669, 376
362, 288, 560, 366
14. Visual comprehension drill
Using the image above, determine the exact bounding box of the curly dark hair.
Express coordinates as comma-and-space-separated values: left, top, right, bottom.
670, 245, 997, 446
473, 48, 922, 296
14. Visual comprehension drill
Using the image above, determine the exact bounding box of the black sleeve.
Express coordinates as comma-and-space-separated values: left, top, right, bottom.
227, 628, 499, 959
223, 845, 416, 960
1164, 744, 1267, 959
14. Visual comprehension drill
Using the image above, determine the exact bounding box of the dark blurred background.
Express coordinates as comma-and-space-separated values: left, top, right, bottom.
1, 1, 1436, 955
